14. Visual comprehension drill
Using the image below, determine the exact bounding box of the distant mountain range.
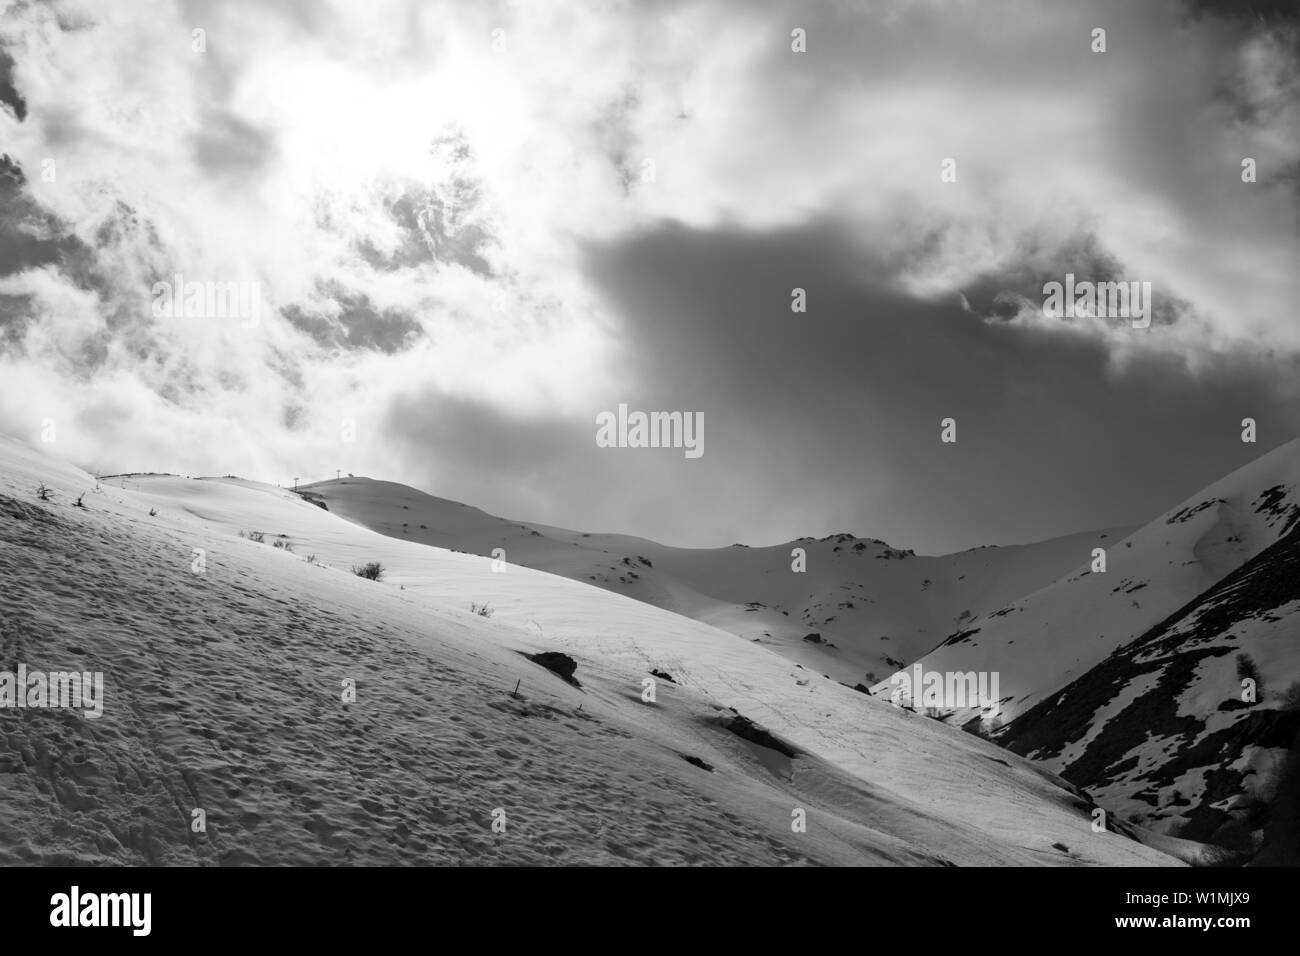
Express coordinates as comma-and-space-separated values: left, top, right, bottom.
300, 476, 1129, 689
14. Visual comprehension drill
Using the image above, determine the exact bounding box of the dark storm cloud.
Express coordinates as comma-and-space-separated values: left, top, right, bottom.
385, 392, 576, 476
959, 233, 1195, 330
283, 282, 423, 354
572, 221, 1300, 554
379, 215, 1300, 554
355, 189, 493, 276
0, 155, 86, 281
0, 153, 25, 200
0, 45, 25, 120
0, 161, 165, 362
0, 293, 34, 351
382, 388, 724, 537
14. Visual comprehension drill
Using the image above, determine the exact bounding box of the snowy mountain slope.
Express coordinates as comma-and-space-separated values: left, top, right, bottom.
299, 477, 1125, 688
0, 433, 1175, 865
996, 521, 1300, 862
893, 437, 1300, 727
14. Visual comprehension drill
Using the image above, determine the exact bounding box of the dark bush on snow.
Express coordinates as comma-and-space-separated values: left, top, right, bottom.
719, 713, 800, 758
527, 651, 580, 687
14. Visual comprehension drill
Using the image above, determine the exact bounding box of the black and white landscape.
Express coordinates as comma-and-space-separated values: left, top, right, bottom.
1, 0, 1299, 869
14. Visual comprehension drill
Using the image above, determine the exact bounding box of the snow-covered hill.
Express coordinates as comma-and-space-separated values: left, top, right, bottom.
299, 477, 1125, 688
896, 437, 1300, 729
0, 433, 1175, 865
840, 436, 1300, 861
997, 516, 1300, 862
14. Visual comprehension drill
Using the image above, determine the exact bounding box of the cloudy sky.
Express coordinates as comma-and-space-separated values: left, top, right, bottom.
1, 0, 1298, 554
